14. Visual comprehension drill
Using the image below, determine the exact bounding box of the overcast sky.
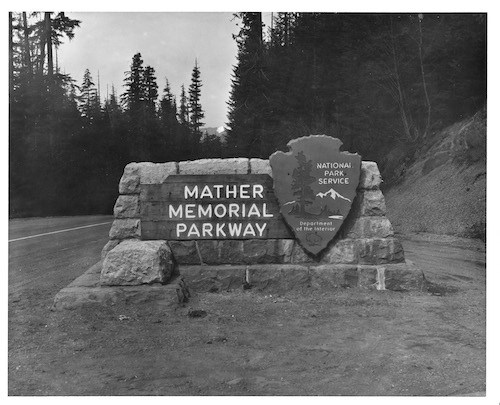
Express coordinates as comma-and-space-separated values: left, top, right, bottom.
57, 12, 271, 128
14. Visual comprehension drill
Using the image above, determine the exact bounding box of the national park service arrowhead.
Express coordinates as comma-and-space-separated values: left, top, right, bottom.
270, 135, 361, 255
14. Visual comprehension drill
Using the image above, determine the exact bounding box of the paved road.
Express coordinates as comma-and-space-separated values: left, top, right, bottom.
8, 215, 113, 297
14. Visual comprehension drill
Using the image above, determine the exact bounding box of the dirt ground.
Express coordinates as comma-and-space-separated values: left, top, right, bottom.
8, 233, 485, 396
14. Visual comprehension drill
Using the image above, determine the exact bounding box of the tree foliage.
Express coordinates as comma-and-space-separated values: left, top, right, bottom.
78, 69, 100, 121
9, 12, 486, 217
227, 13, 486, 177
9, 13, 213, 217
188, 60, 205, 135
226, 12, 269, 158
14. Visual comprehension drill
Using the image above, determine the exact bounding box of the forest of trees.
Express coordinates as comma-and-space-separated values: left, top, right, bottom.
226, 13, 486, 166
9, 12, 486, 217
9, 12, 221, 217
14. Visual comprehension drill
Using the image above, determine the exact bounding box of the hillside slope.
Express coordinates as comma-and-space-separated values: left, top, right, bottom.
384, 108, 486, 240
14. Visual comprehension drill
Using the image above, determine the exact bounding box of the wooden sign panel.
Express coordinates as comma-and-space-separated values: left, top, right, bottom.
270, 136, 361, 255
140, 174, 293, 240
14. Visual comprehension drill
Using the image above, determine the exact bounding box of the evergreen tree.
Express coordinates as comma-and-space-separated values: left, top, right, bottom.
121, 52, 144, 116
121, 53, 155, 161
30, 12, 80, 78
176, 83, 196, 158
226, 12, 269, 158
159, 79, 177, 124
291, 151, 315, 214
158, 78, 179, 158
178, 84, 189, 125
188, 59, 205, 135
143, 65, 158, 117
78, 68, 100, 120
103, 85, 121, 127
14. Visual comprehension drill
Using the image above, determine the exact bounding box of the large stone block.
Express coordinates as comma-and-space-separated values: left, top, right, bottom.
53, 262, 186, 310
276, 239, 294, 263
359, 161, 382, 190
217, 240, 246, 264
322, 239, 359, 264
178, 158, 249, 175
109, 218, 141, 240
138, 162, 177, 184
196, 240, 223, 264
118, 163, 140, 194
118, 162, 178, 194
341, 216, 394, 239
190, 239, 295, 265
193, 240, 295, 265
168, 240, 200, 264
357, 265, 379, 289
101, 240, 174, 286
358, 238, 405, 264
356, 262, 424, 291
179, 158, 249, 174
383, 262, 426, 291
179, 265, 245, 292
290, 242, 317, 264
354, 189, 387, 216
280, 240, 295, 262
113, 195, 140, 218
309, 265, 358, 289
246, 265, 310, 292
249, 158, 273, 176
242, 239, 294, 264
101, 239, 121, 260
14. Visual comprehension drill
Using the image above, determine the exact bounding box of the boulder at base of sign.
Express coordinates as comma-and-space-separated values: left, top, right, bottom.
101, 240, 174, 286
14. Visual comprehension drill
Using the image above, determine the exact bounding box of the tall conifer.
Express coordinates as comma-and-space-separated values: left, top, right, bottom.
226, 12, 268, 157
160, 79, 177, 125
188, 59, 205, 135
178, 84, 189, 125
78, 69, 100, 120
143, 65, 158, 116
121, 52, 144, 115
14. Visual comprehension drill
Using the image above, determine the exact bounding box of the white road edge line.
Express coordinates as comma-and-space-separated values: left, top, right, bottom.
8, 221, 113, 242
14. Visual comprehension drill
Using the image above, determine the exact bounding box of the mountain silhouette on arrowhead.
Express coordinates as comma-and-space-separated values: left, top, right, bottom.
316, 188, 351, 202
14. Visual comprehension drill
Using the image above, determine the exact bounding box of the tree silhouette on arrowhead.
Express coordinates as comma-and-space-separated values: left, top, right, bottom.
291, 151, 315, 215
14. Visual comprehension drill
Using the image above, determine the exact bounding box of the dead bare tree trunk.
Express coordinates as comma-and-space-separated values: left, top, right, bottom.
389, 17, 414, 141
44, 12, 54, 155
417, 14, 431, 138
9, 12, 14, 95
284, 12, 289, 47
254, 12, 265, 156
22, 12, 32, 78
45, 12, 53, 78
38, 14, 45, 76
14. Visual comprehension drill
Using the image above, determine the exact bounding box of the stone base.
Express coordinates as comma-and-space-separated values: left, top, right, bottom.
179, 261, 426, 293
53, 259, 425, 310
52, 262, 189, 311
